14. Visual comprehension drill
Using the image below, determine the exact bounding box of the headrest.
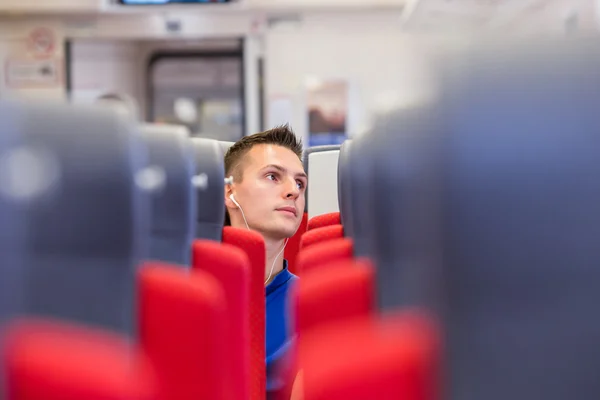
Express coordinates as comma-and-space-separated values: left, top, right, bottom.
302, 145, 341, 173
337, 140, 353, 236
219, 141, 235, 156
190, 138, 225, 241
6, 101, 150, 336
373, 38, 600, 399
303, 145, 341, 217
139, 124, 196, 266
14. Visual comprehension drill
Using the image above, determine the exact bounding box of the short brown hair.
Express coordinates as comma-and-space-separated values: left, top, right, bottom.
224, 124, 303, 182
224, 124, 303, 226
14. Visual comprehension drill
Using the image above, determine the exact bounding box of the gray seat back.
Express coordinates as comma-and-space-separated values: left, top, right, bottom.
345, 135, 379, 259
370, 38, 600, 400
442, 38, 600, 400
139, 124, 196, 266
368, 107, 443, 313
0, 103, 26, 330
0, 102, 28, 400
14, 101, 150, 337
191, 138, 225, 241
219, 140, 235, 156
337, 140, 353, 236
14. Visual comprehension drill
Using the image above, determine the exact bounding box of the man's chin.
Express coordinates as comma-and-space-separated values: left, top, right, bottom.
264, 224, 300, 241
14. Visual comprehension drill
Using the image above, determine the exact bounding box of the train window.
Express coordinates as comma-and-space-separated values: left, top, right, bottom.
148, 51, 244, 141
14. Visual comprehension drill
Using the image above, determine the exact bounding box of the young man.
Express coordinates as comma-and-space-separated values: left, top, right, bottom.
223, 125, 306, 398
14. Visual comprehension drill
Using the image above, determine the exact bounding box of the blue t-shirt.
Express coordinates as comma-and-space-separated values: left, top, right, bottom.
266, 260, 298, 397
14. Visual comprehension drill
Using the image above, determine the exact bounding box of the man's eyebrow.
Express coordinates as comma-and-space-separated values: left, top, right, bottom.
262, 164, 308, 179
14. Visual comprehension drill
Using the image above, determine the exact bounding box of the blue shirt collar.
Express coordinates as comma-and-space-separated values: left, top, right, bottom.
266, 260, 294, 296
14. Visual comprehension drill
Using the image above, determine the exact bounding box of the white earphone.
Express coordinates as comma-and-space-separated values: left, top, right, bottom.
229, 193, 249, 230
225, 176, 288, 284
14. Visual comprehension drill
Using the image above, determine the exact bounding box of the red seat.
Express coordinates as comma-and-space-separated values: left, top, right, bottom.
294, 259, 375, 333
192, 240, 251, 400
294, 312, 440, 400
296, 237, 354, 276
285, 212, 309, 275
276, 259, 375, 399
138, 263, 232, 400
300, 225, 344, 251
221, 226, 266, 400
307, 212, 341, 231
4, 318, 158, 400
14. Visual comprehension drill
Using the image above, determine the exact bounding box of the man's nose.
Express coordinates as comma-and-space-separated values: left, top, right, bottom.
284, 177, 300, 199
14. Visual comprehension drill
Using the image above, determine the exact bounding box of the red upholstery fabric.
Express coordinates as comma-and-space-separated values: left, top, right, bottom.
296, 312, 440, 400
192, 240, 251, 400
300, 225, 344, 251
307, 212, 341, 231
4, 319, 157, 400
221, 226, 266, 400
296, 237, 354, 276
284, 212, 308, 275
138, 262, 231, 400
276, 259, 375, 400
294, 259, 375, 333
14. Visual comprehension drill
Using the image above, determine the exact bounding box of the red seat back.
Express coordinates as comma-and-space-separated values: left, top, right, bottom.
307, 212, 341, 231
138, 263, 231, 400
4, 319, 157, 400
284, 212, 308, 275
192, 240, 251, 400
221, 226, 266, 400
295, 312, 439, 400
294, 259, 375, 334
296, 237, 354, 276
300, 225, 344, 251
277, 259, 375, 400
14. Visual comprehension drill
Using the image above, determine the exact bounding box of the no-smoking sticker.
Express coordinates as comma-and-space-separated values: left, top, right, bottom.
28, 27, 56, 58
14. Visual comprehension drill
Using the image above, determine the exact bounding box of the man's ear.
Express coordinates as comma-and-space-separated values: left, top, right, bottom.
224, 183, 235, 210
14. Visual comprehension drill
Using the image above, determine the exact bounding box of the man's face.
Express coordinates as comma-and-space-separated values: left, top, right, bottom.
228, 144, 307, 240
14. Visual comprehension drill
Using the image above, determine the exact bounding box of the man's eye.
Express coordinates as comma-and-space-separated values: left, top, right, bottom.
297, 181, 305, 189
266, 173, 277, 181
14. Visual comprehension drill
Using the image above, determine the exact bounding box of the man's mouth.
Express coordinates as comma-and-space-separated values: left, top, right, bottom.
276, 206, 297, 217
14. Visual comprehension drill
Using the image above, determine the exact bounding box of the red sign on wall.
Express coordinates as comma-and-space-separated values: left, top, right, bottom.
27, 27, 56, 59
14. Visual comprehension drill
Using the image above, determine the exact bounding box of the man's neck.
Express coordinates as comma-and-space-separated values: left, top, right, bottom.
264, 237, 286, 285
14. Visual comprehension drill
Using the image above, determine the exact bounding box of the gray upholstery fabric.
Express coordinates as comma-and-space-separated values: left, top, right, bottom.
344, 135, 379, 259
0, 101, 28, 400
302, 145, 341, 213
139, 124, 196, 266
9, 101, 150, 337
442, 38, 600, 400
191, 138, 225, 241
337, 140, 353, 237
0, 102, 26, 330
369, 38, 600, 400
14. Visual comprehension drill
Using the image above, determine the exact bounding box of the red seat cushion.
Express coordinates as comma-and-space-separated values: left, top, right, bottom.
192, 240, 251, 400
4, 318, 157, 400
138, 262, 231, 400
296, 312, 440, 400
294, 259, 375, 333
296, 237, 354, 276
300, 225, 344, 251
307, 212, 341, 231
221, 226, 266, 400
284, 212, 309, 275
